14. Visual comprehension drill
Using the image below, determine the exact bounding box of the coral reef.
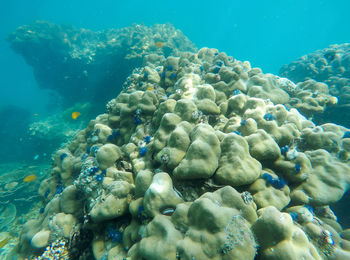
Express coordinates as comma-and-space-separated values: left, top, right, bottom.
10, 48, 350, 259
8, 21, 197, 105
280, 43, 350, 127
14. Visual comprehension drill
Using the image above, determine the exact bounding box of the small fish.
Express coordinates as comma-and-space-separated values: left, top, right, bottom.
33, 154, 39, 160
155, 41, 164, 48
71, 112, 81, 120
23, 174, 37, 182
147, 86, 153, 91
0, 237, 11, 249
33, 113, 39, 117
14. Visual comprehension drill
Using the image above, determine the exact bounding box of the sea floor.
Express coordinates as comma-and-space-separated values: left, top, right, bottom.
0, 161, 51, 257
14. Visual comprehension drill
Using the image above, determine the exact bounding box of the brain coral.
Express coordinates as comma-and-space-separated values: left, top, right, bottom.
13, 47, 350, 259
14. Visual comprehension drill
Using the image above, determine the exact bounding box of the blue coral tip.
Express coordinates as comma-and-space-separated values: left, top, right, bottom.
96, 174, 104, 182
342, 131, 350, 138
166, 65, 174, 71
134, 116, 142, 125
91, 146, 99, 155
59, 153, 68, 161
304, 205, 314, 213
88, 166, 99, 175
263, 113, 275, 121
107, 135, 114, 142
138, 205, 144, 214
81, 153, 88, 160
169, 73, 177, 79
108, 228, 123, 243
112, 129, 121, 137
144, 135, 151, 143
289, 212, 298, 221
280, 145, 289, 155
262, 173, 273, 182
271, 178, 286, 189
139, 147, 147, 157
233, 89, 240, 95
55, 184, 64, 195
295, 163, 301, 173
213, 66, 221, 74
240, 119, 247, 126
216, 61, 223, 67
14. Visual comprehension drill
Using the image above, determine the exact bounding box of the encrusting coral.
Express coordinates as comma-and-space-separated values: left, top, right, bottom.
10, 47, 350, 260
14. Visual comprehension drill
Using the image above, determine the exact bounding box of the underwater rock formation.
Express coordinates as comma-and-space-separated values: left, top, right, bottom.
11, 48, 350, 259
8, 21, 197, 106
280, 43, 350, 127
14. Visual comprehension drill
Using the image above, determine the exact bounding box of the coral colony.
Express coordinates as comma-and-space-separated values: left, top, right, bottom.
4, 22, 350, 259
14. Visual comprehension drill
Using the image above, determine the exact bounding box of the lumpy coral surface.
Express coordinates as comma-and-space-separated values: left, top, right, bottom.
13, 47, 350, 260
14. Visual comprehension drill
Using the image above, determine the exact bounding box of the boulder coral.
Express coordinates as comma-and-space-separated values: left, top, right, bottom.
12, 47, 350, 259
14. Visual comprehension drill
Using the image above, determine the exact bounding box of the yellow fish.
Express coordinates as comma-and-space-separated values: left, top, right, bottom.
0, 237, 11, 249
155, 41, 164, 48
147, 86, 153, 91
71, 111, 81, 120
23, 175, 37, 182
